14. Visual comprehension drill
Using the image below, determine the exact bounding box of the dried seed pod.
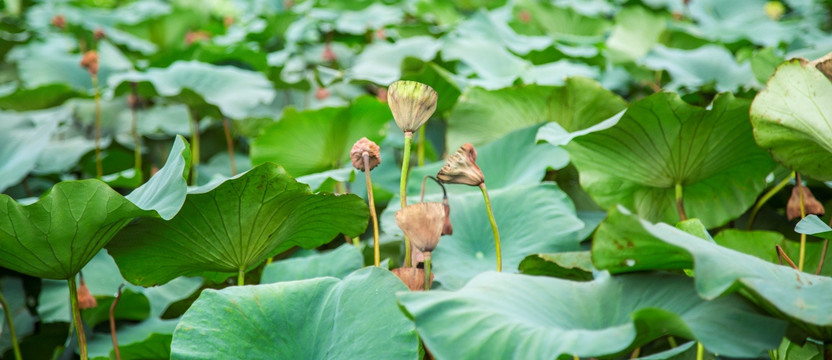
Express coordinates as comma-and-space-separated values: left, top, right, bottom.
441, 197, 453, 235
388, 80, 437, 133
787, 185, 825, 220
52, 15, 66, 29
391, 267, 433, 291
437, 143, 484, 186
77, 278, 98, 309
80, 50, 99, 76
395, 202, 445, 252
350, 137, 381, 171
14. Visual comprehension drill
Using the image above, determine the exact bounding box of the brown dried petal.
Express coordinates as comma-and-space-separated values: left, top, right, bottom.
350, 137, 381, 171
388, 80, 437, 132
787, 185, 825, 221
391, 267, 433, 291
437, 143, 484, 186
395, 202, 445, 252
810, 51, 832, 83
442, 198, 453, 235
77, 279, 98, 310
80, 51, 99, 76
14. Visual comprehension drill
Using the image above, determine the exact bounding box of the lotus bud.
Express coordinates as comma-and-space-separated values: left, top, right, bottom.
387, 80, 437, 133
77, 277, 97, 309
395, 202, 445, 252
350, 137, 381, 171
441, 197, 453, 235
437, 143, 484, 186
787, 185, 825, 221
391, 267, 433, 291
80, 50, 99, 76
315, 87, 330, 100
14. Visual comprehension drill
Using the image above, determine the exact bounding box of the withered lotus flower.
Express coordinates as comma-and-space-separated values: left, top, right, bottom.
77, 278, 97, 309
395, 202, 445, 252
391, 267, 433, 291
437, 143, 484, 186
787, 185, 825, 221
441, 197, 452, 235
388, 80, 437, 133
350, 137, 381, 171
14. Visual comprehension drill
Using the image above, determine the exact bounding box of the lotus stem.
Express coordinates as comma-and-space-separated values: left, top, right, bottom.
420, 175, 446, 203
110, 284, 124, 360
189, 108, 200, 185
424, 251, 432, 291
696, 342, 704, 360
675, 183, 687, 221
364, 153, 381, 267
797, 173, 807, 272
68, 276, 88, 360
93, 74, 103, 179
667, 336, 677, 348
479, 183, 502, 271
129, 83, 142, 179
747, 172, 794, 229
238, 267, 245, 286
400, 131, 413, 267
221, 116, 237, 176
817, 240, 829, 275
0, 290, 22, 360
776, 245, 798, 270
417, 127, 425, 167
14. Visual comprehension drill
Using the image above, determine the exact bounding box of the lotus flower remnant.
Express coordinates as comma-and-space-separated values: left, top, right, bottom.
396, 202, 446, 290
787, 184, 825, 221
351, 137, 382, 266
391, 267, 433, 291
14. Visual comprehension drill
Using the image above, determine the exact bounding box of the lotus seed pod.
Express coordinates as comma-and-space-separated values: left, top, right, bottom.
80, 50, 99, 76
77, 278, 98, 309
387, 80, 437, 133
437, 143, 484, 186
395, 202, 445, 252
350, 137, 381, 171
787, 185, 825, 221
391, 267, 433, 291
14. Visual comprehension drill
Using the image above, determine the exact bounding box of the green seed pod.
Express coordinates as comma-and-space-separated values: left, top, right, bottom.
388, 80, 437, 133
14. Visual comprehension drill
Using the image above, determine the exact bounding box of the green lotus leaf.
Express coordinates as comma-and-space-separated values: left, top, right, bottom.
107, 60, 276, 119
260, 243, 363, 284
567, 92, 775, 228
0, 83, 83, 111
348, 36, 441, 85
606, 6, 667, 63
593, 206, 832, 340
518, 251, 594, 281
750, 59, 832, 181
107, 162, 369, 286
397, 271, 785, 359
0, 136, 190, 280
383, 183, 584, 289
642, 45, 759, 92
171, 267, 418, 359
447, 77, 626, 150
0, 107, 66, 193
715, 227, 832, 276
250, 96, 390, 177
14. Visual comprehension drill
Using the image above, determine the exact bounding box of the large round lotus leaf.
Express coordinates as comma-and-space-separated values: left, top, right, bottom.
260, 243, 363, 284
107, 60, 276, 119
171, 267, 418, 359
107, 163, 369, 286
567, 92, 775, 228
0, 137, 190, 280
593, 206, 832, 340
382, 183, 584, 289
397, 271, 785, 359
0, 106, 65, 193
446, 77, 626, 150
250, 96, 390, 177
750, 59, 832, 181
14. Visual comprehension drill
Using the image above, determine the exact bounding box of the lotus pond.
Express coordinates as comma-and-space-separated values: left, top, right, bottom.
1, 0, 832, 359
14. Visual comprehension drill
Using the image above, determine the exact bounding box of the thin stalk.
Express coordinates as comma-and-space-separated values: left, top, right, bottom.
675, 183, 687, 221
110, 284, 124, 360
221, 116, 237, 176
479, 183, 502, 271
667, 336, 678, 348
817, 239, 829, 275
776, 245, 798, 269
92, 75, 103, 179
630, 348, 640, 359
696, 342, 704, 360
417, 126, 425, 167
0, 290, 22, 360
69, 276, 88, 360
334, 181, 358, 247
424, 252, 432, 291
364, 153, 380, 267
797, 173, 807, 272
747, 172, 794, 229
400, 131, 413, 267
238, 267, 245, 286
572, 356, 579, 360
189, 108, 200, 185
129, 83, 141, 178
420, 175, 446, 203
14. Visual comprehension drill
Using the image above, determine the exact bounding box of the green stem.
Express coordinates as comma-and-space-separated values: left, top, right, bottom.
798, 173, 806, 272
221, 116, 237, 176
129, 83, 141, 179
0, 290, 22, 360
747, 172, 794, 229
400, 131, 413, 267
675, 183, 687, 221
667, 336, 677, 348
189, 108, 200, 185
480, 183, 502, 272
364, 153, 381, 267
238, 267, 245, 286
92, 75, 102, 179
417, 126, 425, 167
424, 252, 432, 290
68, 276, 88, 360
696, 342, 704, 360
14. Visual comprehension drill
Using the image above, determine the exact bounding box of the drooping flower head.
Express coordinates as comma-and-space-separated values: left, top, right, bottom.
437, 143, 484, 186
350, 137, 381, 171
395, 202, 445, 252
387, 80, 437, 133
787, 185, 825, 221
